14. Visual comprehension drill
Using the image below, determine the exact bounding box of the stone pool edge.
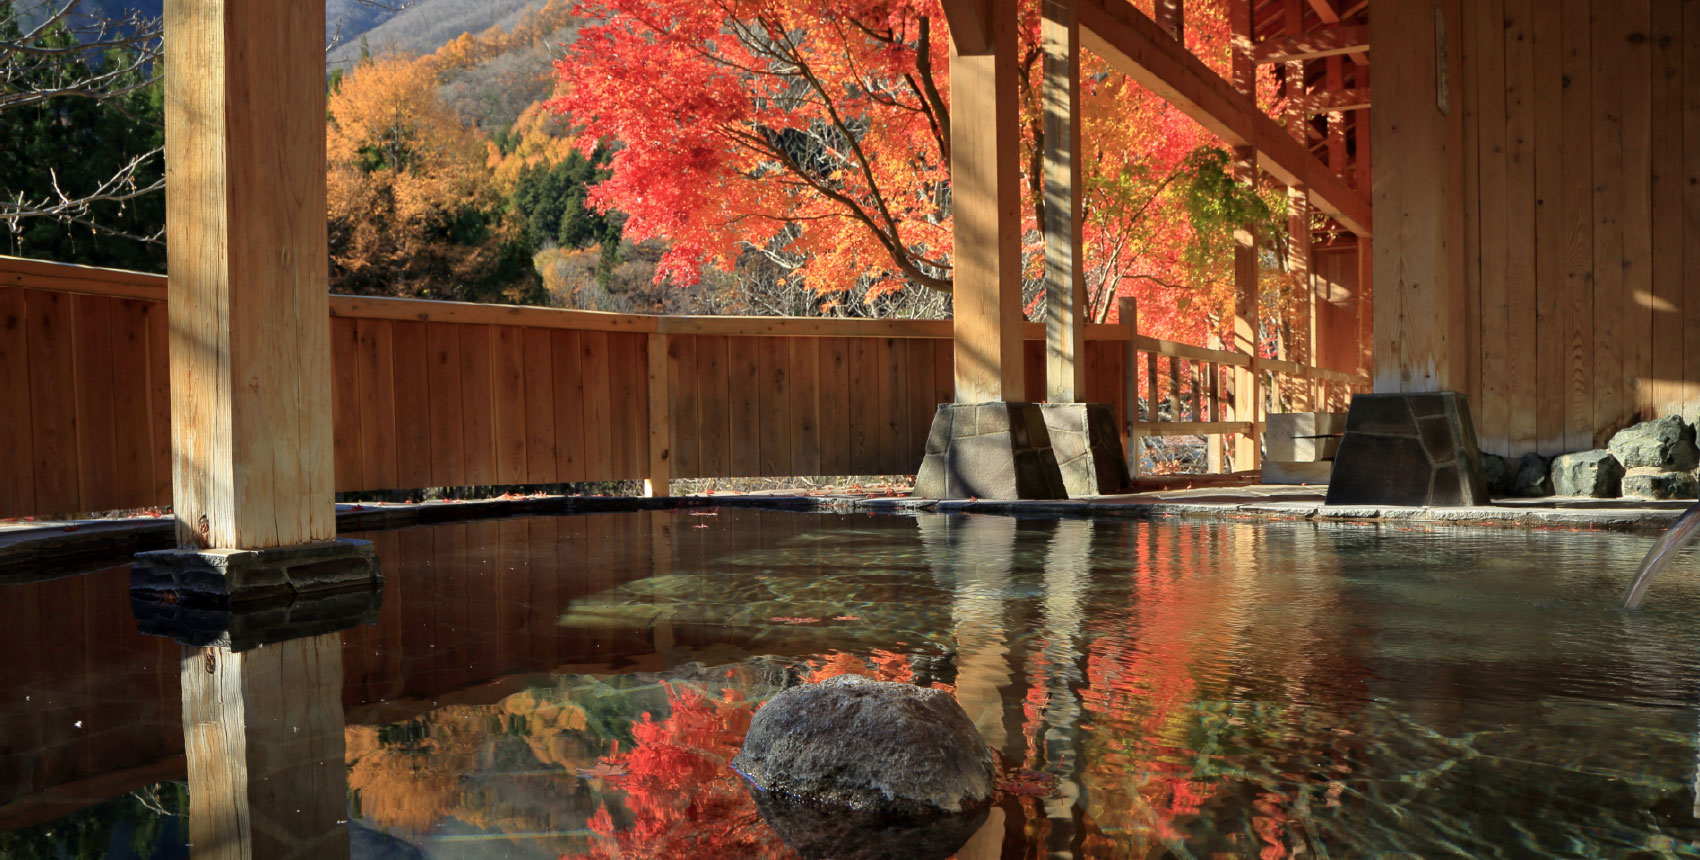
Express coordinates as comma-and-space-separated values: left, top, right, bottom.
2, 492, 1681, 583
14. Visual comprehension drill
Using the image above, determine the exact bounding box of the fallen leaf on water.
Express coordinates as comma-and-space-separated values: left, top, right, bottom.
576, 761, 627, 780
769, 616, 821, 625
693, 524, 709, 529
689, 511, 718, 516
833, 615, 861, 622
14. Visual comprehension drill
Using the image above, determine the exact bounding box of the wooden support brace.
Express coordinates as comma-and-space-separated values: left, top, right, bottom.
1252, 24, 1368, 64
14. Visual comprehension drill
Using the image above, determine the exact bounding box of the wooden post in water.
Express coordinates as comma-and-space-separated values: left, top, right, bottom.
164, 0, 333, 550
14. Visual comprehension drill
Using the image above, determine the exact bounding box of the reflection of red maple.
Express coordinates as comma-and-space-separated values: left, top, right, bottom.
562, 683, 796, 860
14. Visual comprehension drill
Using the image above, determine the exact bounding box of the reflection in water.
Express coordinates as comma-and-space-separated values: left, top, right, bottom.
5, 510, 1700, 857
179, 634, 350, 860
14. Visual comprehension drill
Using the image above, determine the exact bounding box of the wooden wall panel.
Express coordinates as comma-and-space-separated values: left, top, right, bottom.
790, 337, 822, 477
578, 331, 613, 480
356, 319, 398, 492
457, 325, 497, 486
551, 329, 586, 483
817, 337, 850, 476
1531, 0, 1566, 452
426, 322, 465, 487
1651, 0, 1686, 420
727, 338, 761, 477
695, 335, 730, 478
69, 296, 119, 513
0, 289, 34, 516
667, 334, 699, 477
330, 316, 363, 489
757, 336, 790, 477
491, 325, 528, 486
390, 321, 433, 491
848, 338, 879, 474
522, 327, 558, 484
109, 299, 155, 508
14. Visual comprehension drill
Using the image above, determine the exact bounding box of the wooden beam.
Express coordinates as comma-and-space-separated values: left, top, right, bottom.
165, 0, 333, 550
1078, 0, 1372, 236
1043, 0, 1085, 403
1306, 0, 1339, 23
941, 0, 992, 54
1252, 24, 1368, 64
951, 0, 1024, 401
1296, 86, 1370, 114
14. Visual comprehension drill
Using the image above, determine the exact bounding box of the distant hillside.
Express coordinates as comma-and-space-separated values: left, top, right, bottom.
326, 0, 546, 71
14, 0, 408, 52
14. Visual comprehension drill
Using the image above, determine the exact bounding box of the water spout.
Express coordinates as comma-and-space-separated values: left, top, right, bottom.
1623, 501, 1700, 609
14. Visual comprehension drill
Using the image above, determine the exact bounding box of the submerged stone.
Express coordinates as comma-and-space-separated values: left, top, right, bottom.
731, 674, 994, 816
1608, 416, 1700, 471
747, 785, 988, 860
1480, 453, 1512, 496
1550, 450, 1624, 498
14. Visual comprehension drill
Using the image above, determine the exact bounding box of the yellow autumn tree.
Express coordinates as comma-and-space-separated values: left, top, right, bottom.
327, 54, 541, 303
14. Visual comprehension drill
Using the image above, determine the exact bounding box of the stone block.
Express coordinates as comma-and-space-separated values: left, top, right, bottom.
1622, 467, 1699, 500
912, 402, 1068, 500
1608, 415, 1700, 471
1039, 403, 1132, 497
1551, 449, 1624, 497
1325, 392, 1491, 507
1481, 453, 1512, 496
1512, 453, 1553, 497
130, 539, 384, 651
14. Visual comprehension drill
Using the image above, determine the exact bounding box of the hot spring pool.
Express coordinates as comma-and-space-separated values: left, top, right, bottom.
6, 508, 1700, 858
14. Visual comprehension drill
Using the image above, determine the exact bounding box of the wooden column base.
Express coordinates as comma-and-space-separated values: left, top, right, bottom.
913, 403, 1068, 500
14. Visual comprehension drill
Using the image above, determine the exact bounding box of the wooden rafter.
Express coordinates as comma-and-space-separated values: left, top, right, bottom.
1077, 0, 1370, 235
1252, 23, 1367, 64
941, 0, 993, 53
1297, 86, 1371, 114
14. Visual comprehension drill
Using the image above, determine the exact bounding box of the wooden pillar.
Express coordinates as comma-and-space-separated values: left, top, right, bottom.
1355, 65, 1374, 380
1229, 0, 1261, 469
949, 0, 1024, 403
1284, 0, 1314, 411
1120, 297, 1141, 476
1372, 0, 1466, 393
1042, 0, 1085, 404
180, 634, 349, 860
1155, 0, 1184, 41
165, 0, 333, 550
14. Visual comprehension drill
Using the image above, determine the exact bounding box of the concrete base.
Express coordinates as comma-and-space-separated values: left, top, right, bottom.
1325, 392, 1490, 506
1040, 403, 1132, 496
914, 403, 1067, 500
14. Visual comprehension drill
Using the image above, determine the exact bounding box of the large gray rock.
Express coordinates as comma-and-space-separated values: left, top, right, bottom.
732, 674, 995, 815
1512, 453, 1553, 497
1622, 467, 1699, 500
1550, 449, 1624, 498
1608, 416, 1700, 471
1480, 453, 1512, 496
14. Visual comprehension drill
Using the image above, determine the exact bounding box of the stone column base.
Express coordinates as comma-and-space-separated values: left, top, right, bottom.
914, 402, 1067, 500
131, 539, 383, 649
1040, 402, 1132, 496
1324, 392, 1490, 506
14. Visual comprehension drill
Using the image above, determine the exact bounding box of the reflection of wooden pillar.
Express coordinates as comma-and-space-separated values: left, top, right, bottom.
165, 0, 333, 550
1040, 520, 1090, 848
918, 513, 1016, 752
948, 0, 1024, 403
1155, 0, 1184, 41
1042, 0, 1085, 404
180, 633, 348, 860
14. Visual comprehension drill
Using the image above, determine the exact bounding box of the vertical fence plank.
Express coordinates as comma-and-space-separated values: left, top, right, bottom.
758, 336, 790, 477
849, 337, 880, 474
1620, 0, 1654, 426
390, 321, 433, 491
904, 338, 935, 470
523, 327, 558, 485
882, 337, 907, 473
727, 337, 761, 477
551, 329, 586, 483
110, 299, 154, 508
1590, 0, 1627, 440
1650, 0, 1686, 421
1532, 0, 1566, 451
71, 295, 117, 511
645, 333, 670, 494
578, 331, 613, 480
667, 334, 699, 478
459, 325, 498, 486
790, 336, 821, 477
1145, 351, 1158, 424
145, 300, 170, 505
1684, 0, 1700, 424
1561, 0, 1595, 450
356, 319, 399, 492
0, 289, 35, 516
695, 334, 730, 478
330, 316, 363, 490
613, 333, 648, 479
492, 325, 528, 485
817, 337, 850, 477
426, 323, 466, 488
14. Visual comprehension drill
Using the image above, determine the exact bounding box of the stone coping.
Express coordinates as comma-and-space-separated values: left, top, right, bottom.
2, 487, 1687, 584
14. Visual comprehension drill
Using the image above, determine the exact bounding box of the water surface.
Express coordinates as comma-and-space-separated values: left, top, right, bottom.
5, 510, 1700, 858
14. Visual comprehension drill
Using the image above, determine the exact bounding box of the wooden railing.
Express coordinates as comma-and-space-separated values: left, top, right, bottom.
0, 256, 1369, 517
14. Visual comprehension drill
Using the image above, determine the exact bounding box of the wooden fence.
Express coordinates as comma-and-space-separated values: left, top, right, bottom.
0, 255, 1369, 517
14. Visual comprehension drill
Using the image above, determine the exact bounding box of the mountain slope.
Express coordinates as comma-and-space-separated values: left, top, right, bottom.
15, 0, 409, 52
326, 0, 545, 70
